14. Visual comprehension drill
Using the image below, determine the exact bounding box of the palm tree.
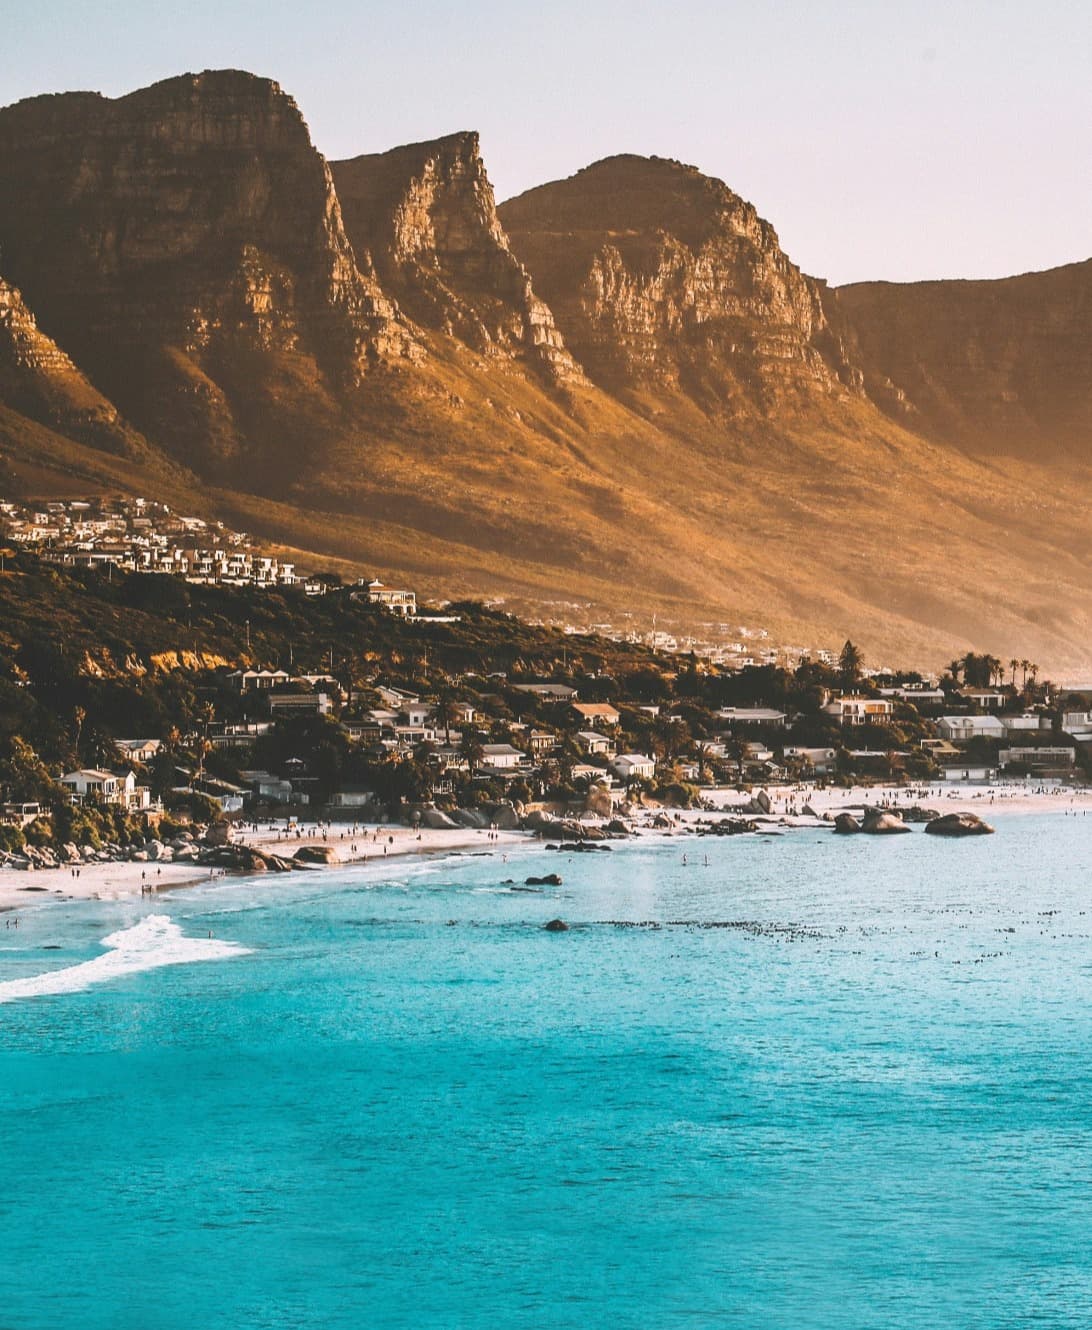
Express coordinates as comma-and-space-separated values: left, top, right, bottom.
459, 729, 485, 778
839, 640, 864, 688
1009, 658, 1019, 687
72, 705, 86, 761
1020, 659, 1032, 689
433, 691, 458, 746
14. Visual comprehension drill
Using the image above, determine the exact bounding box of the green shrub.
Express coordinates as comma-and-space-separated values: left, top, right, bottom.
0, 824, 26, 853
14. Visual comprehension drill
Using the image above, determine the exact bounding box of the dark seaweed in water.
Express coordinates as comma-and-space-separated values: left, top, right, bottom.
601, 919, 825, 941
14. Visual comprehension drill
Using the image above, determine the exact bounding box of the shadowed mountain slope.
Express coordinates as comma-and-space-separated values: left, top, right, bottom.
831, 261, 1092, 463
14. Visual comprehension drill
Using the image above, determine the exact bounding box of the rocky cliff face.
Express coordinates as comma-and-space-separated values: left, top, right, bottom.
0, 71, 418, 472
332, 134, 580, 382
831, 261, 1092, 461
499, 155, 862, 412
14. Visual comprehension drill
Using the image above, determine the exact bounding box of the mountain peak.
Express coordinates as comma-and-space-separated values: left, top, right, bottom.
332, 133, 582, 380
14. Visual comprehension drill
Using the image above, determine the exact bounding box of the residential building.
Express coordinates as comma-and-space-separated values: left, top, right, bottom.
824, 697, 896, 725
998, 747, 1076, 775
513, 683, 578, 702
268, 693, 333, 717
570, 702, 621, 727
359, 578, 417, 616
610, 753, 656, 783
937, 715, 1006, 742
718, 706, 788, 727
576, 731, 614, 755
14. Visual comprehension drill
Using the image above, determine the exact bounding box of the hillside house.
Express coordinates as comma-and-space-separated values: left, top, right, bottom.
718, 706, 788, 728
359, 579, 417, 616
479, 744, 529, 773
824, 697, 895, 725
570, 702, 621, 727
268, 693, 333, 717
938, 715, 1006, 742
610, 753, 656, 783
576, 731, 614, 755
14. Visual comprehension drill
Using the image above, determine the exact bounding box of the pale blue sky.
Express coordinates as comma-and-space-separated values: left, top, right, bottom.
3, 0, 1089, 284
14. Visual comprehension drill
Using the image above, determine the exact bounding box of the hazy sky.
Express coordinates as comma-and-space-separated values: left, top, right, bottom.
3, 0, 1089, 284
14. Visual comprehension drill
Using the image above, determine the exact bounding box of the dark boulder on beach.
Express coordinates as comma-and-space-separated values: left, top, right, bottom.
834, 813, 862, 834
543, 918, 570, 932
924, 812, 995, 837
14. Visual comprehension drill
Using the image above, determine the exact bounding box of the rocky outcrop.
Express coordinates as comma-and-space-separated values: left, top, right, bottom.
332, 134, 581, 382
924, 813, 995, 837
499, 155, 863, 411
830, 260, 1092, 462
861, 808, 912, 834
0, 71, 417, 473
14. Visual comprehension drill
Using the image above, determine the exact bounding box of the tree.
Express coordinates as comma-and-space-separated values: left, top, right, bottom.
459, 729, 485, 778
434, 690, 458, 746
839, 640, 864, 688
0, 737, 62, 804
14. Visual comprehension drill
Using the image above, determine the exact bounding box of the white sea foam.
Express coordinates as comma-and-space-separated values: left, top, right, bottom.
0, 914, 251, 1003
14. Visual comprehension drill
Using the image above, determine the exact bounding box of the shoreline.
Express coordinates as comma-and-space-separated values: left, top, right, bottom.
1, 782, 1088, 916
0, 823, 530, 914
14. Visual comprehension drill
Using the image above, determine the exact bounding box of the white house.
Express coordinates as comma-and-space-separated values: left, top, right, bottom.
360, 578, 416, 616
784, 746, 837, 774
479, 744, 527, 771
115, 739, 162, 764
823, 696, 895, 725
718, 707, 788, 727
960, 688, 1006, 710
1000, 714, 1047, 734
937, 715, 1006, 742
229, 669, 291, 692
576, 731, 614, 755
610, 753, 656, 783
59, 769, 152, 810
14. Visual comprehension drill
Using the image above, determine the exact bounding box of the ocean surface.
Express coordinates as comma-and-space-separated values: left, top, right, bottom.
1, 812, 1091, 1329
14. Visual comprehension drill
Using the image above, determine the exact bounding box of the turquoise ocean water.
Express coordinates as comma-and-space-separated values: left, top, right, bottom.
1, 812, 1090, 1328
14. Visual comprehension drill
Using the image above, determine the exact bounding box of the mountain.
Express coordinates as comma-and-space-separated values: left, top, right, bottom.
0, 71, 1089, 673
498, 154, 861, 412
831, 261, 1092, 463
331, 133, 579, 382
0, 71, 415, 480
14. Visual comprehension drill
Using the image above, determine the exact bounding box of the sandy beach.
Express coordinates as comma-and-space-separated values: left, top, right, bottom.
0, 822, 528, 914
1, 781, 1087, 916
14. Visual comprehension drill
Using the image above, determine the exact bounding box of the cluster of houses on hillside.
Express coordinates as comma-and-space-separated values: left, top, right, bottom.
7, 670, 1085, 828
0, 497, 420, 611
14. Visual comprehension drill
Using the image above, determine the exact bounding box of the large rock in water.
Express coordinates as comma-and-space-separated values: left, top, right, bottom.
861, 808, 912, 835
924, 813, 995, 837
833, 813, 862, 834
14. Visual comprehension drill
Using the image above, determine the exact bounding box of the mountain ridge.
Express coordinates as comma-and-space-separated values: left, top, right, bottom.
0, 71, 1089, 673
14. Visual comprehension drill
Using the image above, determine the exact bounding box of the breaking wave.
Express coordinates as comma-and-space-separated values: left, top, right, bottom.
0, 914, 251, 1003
